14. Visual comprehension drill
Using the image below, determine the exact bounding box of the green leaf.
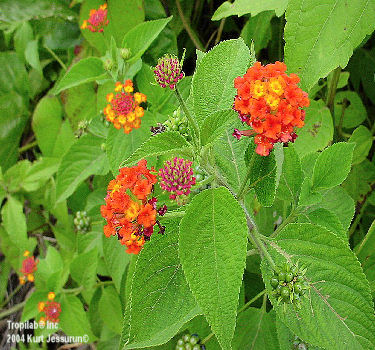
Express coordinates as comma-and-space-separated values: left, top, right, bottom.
298, 208, 347, 242
192, 38, 251, 126
334, 91, 367, 129
25, 39, 42, 74
348, 126, 373, 165
108, 0, 144, 46
212, 0, 288, 20
179, 187, 248, 349
246, 143, 277, 207
241, 11, 274, 54
106, 111, 158, 174
99, 285, 123, 334
121, 131, 192, 167
277, 145, 303, 203
32, 95, 63, 156
122, 231, 199, 349
14, 21, 33, 62
59, 294, 96, 341
232, 308, 278, 349
293, 100, 333, 157
284, 0, 375, 91
262, 223, 375, 350
56, 134, 109, 203
21, 291, 48, 322
311, 142, 355, 191
70, 247, 98, 302
2, 196, 28, 251
122, 17, 172, 63
103, 235, 131, 293
200, 109, 238, 146
53, 57, 106, 94
298, 178, 323, 207
22, 158, 60, 192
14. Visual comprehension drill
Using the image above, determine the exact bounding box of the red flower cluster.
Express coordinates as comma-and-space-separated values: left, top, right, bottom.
38, 292, 61, 324
19, 251, 38, 285
81, 4, 109, 33
101, 160, 163, 254
104, 80, 147, 134
233, 61, 309, 156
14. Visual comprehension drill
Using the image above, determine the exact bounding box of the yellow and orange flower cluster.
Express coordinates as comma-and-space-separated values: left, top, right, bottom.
104, 80, 147, 134
100, 160, 159, 254
19, 251, 38, 285
81, 4, 109, 33
38, 292, 61, 325
233, 61, 309, 156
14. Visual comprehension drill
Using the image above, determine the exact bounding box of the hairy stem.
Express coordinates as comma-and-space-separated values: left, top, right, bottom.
237, 151, 256, 200
0, 284, 23, 309
19, 140, 38, 154
0, 301, 26, 320
326, 67, 341, 114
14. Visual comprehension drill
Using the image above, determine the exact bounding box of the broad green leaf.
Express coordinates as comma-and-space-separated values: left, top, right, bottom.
311, 142, 355, 191
348, 126, 373, 165
122, 17, 172, 63
99, 285, 123, 334
262, 223, 375, 350
232, 308, 278, 349
35, 246, 65, 292
22, 158, 60, 192
284, 0, 375, 91
298, 178, 323, 207
334, 91, 367, 129
121, 131, 192, 167
298, 208, 346, 242
277, 145, 303, 203
179, 187, 248, 349
192, 38, 251, 126
241, 11, 274, 53
2, 196, 28, 251
88, 288, 103, 338
53, 57, 106, 94
212, 0, 288, 20
108, 0, 144, 46
246, 143, 277, 207
56, 134, 109, 203
32, 96, 63, 156
70, 247, 98, 302
103, 235, 131, 293
200, 109, 238, 146
315, 186, 355, 232
59, 294, 96, 341
14, 21, 33, 62
293, 100, 333, 157
21, 291, 48, 322
106, 111, 160, 174
122, 231, 199, 349
25, 40, 42, 74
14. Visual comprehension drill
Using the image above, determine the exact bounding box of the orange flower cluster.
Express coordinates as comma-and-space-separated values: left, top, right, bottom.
19, 251, 38, 285
104, 80, 147, 134
38, 292, 61, 325
233, 61, 309, 156
101, 160, 160, 254
81, 4, 109, 33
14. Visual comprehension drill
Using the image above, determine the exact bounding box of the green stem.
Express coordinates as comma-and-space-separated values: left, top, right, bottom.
175, 0, 205, 52
19, 140, 38, 153
269, 209, 299, 238
201, 289, 266, 345
159, 210, 185, 220
44, 45, 67, 71
349, 200, 369, 238
174, 87, 200, 149
0, 301, 26, 320
0, 284, 22, 309
326, 67, 341, 114
62, 286, 84, 294
337, 98, 348, 139
355, 220, 375, 255
237, 151, 256, 200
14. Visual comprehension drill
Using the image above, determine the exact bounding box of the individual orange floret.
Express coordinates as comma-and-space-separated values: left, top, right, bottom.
19, 251, 38, 285
103, 80, 147, 134
100, 160, 166, 254
232, 61, 309, 156
81, 3, 109, 33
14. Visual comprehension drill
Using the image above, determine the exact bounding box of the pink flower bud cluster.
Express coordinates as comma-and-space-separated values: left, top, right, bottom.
154, 54, 184, 89
159, 158, 196, 200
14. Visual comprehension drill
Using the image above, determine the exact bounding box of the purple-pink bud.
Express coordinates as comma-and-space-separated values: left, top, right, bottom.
154, 54, 184, 90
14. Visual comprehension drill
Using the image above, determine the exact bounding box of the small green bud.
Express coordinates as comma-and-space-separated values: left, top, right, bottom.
184, 344, 192, 350
120, 47, 131, 60
182, 335, 190, 343
192, 346, 200, 350
177, 339, 184, 346
189, 335, 199, 345
270, 277, 279, 289
285, 272, 294, 283
101, 143, 106, 151
104, 59, 113, 71
176, 346, 184, 350
294, 282, 302, 294
278, 271, 286, 282
280, 286, 290, 300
